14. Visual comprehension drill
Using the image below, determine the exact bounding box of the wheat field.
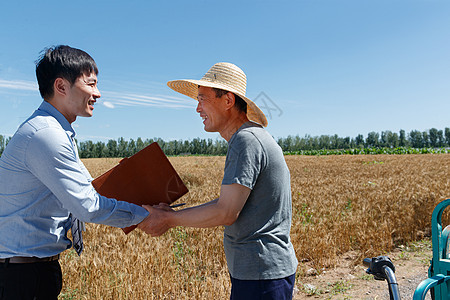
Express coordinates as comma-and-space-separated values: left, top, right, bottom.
59, 154, 450, 299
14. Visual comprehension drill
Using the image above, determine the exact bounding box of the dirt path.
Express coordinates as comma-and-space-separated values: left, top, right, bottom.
293, 239, 432, 299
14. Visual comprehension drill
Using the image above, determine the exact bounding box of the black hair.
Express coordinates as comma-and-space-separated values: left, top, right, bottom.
35, 45, 98, 100
212, 87, 247, 114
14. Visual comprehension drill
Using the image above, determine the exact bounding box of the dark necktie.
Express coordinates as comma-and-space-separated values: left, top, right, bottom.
71, 214, 85, 256
69, 137, 85, 255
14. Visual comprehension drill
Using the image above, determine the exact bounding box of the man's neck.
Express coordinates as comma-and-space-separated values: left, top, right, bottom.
220, 113, 249, 141
46, 98, 76, 124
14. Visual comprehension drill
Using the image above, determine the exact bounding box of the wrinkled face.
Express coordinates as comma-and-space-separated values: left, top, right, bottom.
65, 73, 101, 122
196, 86, 228, 133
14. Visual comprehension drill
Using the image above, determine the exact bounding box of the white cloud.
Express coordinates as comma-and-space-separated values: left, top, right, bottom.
0, 78, 196, 110
102, 101, 115, 109
102, 91, 196, 109
0, 79, 37, 91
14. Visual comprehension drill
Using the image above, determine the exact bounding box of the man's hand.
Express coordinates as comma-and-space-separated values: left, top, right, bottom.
138, 183, 250, 233
138, 204, 173, 236
153, 203, 174, 212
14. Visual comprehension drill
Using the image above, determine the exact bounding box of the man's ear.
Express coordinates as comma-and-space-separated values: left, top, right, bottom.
224, 92, 235, 110
53, 78, 69, 97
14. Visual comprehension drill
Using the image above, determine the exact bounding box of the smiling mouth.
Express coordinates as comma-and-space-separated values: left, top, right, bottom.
88, 100, 96, 107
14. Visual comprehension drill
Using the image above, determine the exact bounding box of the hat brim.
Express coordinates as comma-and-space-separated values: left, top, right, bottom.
167, 79, 268, 127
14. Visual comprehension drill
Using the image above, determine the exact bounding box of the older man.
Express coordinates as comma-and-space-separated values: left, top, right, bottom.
139, 62, 298, 299
0, 45, 149, 299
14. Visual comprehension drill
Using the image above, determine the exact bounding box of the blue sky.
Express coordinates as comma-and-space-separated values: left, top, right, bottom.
1, 0, 449, 142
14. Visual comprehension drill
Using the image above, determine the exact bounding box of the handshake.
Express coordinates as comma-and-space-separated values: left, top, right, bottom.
137, 203, 185, 236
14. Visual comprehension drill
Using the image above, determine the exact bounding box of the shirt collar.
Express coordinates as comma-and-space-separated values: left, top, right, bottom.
228, 121, 256, 145
37, 101, 76, 139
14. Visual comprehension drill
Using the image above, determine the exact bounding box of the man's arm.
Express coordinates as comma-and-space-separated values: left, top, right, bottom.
27, 127, 148, 226
138, 183, 251, 236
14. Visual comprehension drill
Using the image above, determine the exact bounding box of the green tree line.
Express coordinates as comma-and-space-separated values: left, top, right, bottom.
75, 137, 229, 158
0, 127, 449, 158
278, 128, 450, 152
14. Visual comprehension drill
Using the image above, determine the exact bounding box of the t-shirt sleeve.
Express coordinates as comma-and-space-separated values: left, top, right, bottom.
222, 132, 266, 190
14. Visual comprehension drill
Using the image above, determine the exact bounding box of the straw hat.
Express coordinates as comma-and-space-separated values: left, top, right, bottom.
167, 62, 268, 127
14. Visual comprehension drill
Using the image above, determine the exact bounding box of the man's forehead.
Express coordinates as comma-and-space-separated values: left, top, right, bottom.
197, 86, 214, 95
80, 72, 98, 82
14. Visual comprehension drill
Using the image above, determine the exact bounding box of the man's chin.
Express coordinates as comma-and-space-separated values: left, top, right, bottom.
82, 111, 94, 118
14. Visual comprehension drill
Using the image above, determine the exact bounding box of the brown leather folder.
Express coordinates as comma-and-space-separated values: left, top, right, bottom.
92, 142, 188, 234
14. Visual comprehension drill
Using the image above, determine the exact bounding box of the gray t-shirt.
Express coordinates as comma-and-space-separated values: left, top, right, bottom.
222, 122, 298, 280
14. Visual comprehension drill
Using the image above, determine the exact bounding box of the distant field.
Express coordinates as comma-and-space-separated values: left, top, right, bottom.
59, 154, 450, 299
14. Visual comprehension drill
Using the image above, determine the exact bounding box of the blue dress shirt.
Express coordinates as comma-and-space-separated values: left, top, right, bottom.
0, 101, 149, 258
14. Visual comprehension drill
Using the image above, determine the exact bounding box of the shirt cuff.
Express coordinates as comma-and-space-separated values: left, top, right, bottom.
130, 204, 149, 225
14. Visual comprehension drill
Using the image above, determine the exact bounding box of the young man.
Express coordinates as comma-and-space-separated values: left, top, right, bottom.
0, 45, 149, 299
138, 62, 298, 299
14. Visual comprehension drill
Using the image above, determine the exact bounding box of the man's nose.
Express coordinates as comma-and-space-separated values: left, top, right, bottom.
94, 87, 101, 99
196, 101, 201, 112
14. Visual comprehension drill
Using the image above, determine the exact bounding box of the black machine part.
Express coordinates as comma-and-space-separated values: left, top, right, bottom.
364, 255, 396, 280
